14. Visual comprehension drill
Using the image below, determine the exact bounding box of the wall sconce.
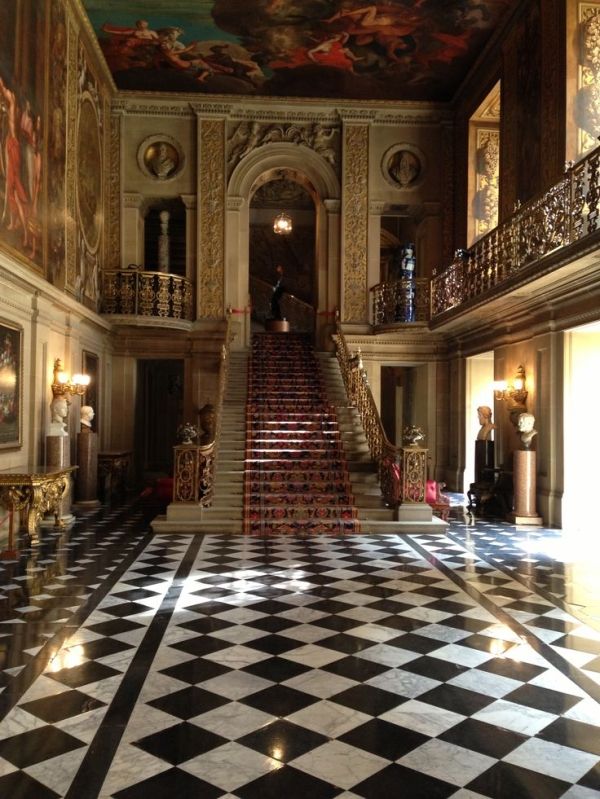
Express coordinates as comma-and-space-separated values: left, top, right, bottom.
493, 365, 528, 417
51, 358, 90, 398
273, 211, 292, 235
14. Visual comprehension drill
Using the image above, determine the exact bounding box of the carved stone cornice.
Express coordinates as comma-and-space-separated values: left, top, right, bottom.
338, 109, 377, 123
189, 102, 233, 118
369, 201, 386, 215
323, 199, 341, 213
123, 192, 143, 209
230, 108, 341, 125
114, 98, 195, 118
180, 194, 197, 210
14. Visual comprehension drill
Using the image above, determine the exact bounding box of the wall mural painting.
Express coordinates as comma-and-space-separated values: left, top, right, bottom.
47, 0, 68, 288
0, 2, 46, 267
83, 0, 514, 101
75, 44, 104, 310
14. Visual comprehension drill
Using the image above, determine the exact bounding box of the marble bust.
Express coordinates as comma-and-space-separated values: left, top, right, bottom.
80, 405, 95, 432
476, 405, 496, 441
49, 396, 69, 436
517, 412, 537, 449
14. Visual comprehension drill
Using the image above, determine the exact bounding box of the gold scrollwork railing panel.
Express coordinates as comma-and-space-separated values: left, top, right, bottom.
250, 275, 316, 333
370, 277, 430, 326
101, 269, 194, 320
400, 447, 427, 504
333, 312, 401, 506
431, 144, 600, 317
173, 445, 214, 506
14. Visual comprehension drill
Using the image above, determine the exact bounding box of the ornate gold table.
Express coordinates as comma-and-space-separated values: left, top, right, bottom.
0, 464, 78, 544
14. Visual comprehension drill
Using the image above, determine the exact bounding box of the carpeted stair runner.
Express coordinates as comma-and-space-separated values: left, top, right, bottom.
244, 332, 360, 534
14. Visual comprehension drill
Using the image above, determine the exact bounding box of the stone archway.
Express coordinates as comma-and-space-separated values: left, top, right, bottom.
226, 143, 341, 347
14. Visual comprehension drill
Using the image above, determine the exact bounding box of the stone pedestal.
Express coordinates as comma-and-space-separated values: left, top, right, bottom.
474, 440, 494, 482
396, 502, 433, 522
75, 432, 100, 506
509, 449, 542, 525
42, 435, 75, 528
266, 319, 290, 332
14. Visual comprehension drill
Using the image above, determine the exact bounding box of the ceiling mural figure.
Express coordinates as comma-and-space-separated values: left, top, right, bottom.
84, 0, 514, 100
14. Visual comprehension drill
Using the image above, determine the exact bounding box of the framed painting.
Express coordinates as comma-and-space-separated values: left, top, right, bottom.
0, 321, 22, 450
82, 350, 99, 433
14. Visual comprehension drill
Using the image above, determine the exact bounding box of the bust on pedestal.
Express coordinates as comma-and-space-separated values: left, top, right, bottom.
509, 412, 542, 525
44, 396, 75, 527
475, 405, 495, 482
76, 405, 100, 506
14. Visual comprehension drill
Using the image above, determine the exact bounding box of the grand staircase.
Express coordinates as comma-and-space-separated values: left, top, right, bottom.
154, 333, 414, 533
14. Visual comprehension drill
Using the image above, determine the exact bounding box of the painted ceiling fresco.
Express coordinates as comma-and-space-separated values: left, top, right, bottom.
82, 0, 514, 101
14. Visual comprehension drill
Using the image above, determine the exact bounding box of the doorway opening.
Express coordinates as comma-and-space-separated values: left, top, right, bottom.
135, 359, 184, 484
563, 323, 600, 532
248, 170, 316, 334
380, 364, 429, 448
465, 353, 495, 493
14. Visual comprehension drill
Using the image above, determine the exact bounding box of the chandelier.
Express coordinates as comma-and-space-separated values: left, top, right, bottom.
273, 211, 292, 235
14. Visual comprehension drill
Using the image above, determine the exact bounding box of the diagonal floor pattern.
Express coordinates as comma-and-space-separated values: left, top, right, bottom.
2, 506, 600, 798
243, 332, 360, 535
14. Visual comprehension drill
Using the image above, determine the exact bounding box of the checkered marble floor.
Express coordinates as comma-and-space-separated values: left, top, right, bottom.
2, 518, 600, 798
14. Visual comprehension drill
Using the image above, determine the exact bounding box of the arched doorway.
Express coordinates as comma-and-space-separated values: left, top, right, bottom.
226, 143, 341, 348
248, 170, 316, 334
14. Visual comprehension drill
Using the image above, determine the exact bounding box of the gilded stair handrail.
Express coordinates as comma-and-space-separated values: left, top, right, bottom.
333, 312, 400, 506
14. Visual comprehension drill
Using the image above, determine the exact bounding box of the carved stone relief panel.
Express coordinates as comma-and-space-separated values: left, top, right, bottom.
199, 118, 225, 318
342, 124, 368, 323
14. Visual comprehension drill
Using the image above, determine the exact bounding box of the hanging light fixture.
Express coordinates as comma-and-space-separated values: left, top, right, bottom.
273, 211, 293, 235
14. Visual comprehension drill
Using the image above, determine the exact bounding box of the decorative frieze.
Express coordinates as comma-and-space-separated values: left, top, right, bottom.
342, 124, 369, 323
199, 118, 225, 319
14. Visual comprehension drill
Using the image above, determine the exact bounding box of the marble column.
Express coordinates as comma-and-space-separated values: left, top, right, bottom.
509, 450, 543, 525
76, 431, 100, 506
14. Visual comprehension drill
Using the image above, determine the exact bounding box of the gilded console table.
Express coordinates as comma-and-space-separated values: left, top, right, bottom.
0, 464, 78, 543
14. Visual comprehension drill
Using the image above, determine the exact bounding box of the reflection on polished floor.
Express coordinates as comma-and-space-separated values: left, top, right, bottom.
1, 499, 600, 798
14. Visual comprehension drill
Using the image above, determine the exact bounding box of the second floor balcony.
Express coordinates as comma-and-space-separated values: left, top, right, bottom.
101, 268, 194, 324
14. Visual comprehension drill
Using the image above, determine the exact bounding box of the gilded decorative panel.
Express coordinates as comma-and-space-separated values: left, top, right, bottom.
473, 128, 499, 239
199, 118, 225, 319
106, 101, 120, 269
576, 3, 600, 156
342, 124, 368, 324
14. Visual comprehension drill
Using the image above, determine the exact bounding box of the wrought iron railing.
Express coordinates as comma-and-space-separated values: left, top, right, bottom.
370, 277, 430, 326
333, 312, 427, 506
431, 145, 600, 317
101, 268, 194, 320
250, 275, 315, 333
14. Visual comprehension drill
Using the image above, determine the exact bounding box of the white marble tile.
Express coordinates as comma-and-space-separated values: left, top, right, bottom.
0, 706, 47, 737
356, 643, 419, 668
472, 699, 557, 736
428, 643, 493, 668
55, 705, 108, 744
347, 623, 401, 643
287, 699, 370, 737
338, 606, 389, 623
505, 737, 600, 782
399, 606, 454, 624
282, 643, 344, 668
563, 697, 600, 725
278, 623, 336, 644
552, 646, 598, 669
399, 738, 495, 786
211, 607, 265, 624
203, 644, 271, 668
450, 790, 491, 798
0, 756, 18, 777
503, 644, 550, 667
561, 786, 600, 799
293, 739, 387, 789
380, 699, 465, 736
191, 701, 274, 739
98, 742, 170, 796
199, 669, 272, 700
412, 623, 471, 644
528, 668, 587, 697
182, 741, 282, 791
209, 624, 267, 645
138, 670, 188, 702
283, 668, 358, 698
83, 674, 126, 703
447, 668, 521, 699
366, 668, 440, 699
148, 646, 196, 671
327, 580, 370, 592
122, 703, 181, 743
19, 674, 70, 703
277, 606, 328, 623
24, 745, 87, 795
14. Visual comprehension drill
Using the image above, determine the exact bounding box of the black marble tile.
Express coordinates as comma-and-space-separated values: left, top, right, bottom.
386, 633, 445, 654
0, 724, 85, 768
246, 615, 298, 634
330, 683, 404, 715
159, 656, 229, 685
79, 636, 134, 660
98, 601, 151, 618
236, 764, 338, 799
527, 615, 578, 633
458, 633, 516, 655
238, 718, 327, 761
134, 721, 227, 764
20, 688, 105, 723
537, 717, 600, 756
315, 632, 374, 655
0, 769, 61, 799
355, 763, 456, 799
243, 655, 311, 683
504, 683, 581, 715
113, 767, 223, 799
170, 635, 232, 657
241, 684, 318, 716
149, 685, 229, 718
322, 655, 389, 682
177, 616, 236, 635
46, 659, 120, 688
339, 717, 428, 760
246, 634, 304, 655
552, 634, 600, 655
467, 761, 570, 799
376, 615, 427, 633
401, 655, 468, 682
476, 657, 546, 682
85, 617, 145, 637
579, 760, 600, 791
439, 717, 527, 758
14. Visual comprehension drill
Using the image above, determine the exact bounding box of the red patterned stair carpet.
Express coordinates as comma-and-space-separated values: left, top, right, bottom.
244, 332, 360, 535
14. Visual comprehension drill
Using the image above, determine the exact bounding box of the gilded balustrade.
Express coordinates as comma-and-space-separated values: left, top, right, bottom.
370, 278, 429, 326
431, 144, 600, 317
101, 269, 194, 320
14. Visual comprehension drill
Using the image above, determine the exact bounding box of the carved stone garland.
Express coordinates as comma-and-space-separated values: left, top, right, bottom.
342, 124, 369, 323
199, 118, 225, 319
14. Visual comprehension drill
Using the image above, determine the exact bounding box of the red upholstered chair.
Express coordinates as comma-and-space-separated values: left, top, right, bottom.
426, 480, 451, 520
